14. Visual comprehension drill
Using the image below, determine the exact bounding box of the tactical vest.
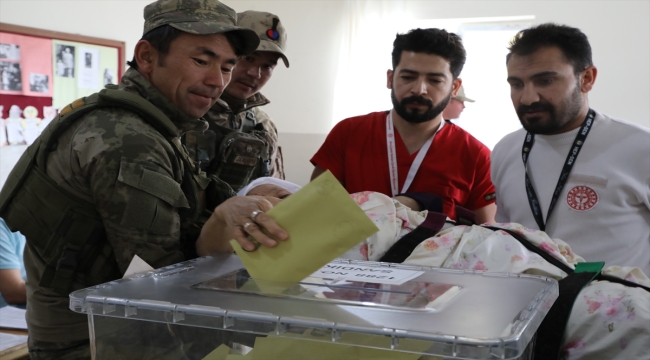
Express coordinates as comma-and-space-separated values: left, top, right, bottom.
184, 110, 271, 192
0, 87, 210, 295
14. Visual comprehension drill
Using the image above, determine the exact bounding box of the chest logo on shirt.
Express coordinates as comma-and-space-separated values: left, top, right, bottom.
566, 185, 598, 211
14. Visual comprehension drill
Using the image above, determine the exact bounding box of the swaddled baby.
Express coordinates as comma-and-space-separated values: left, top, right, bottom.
237, 177, 302, 199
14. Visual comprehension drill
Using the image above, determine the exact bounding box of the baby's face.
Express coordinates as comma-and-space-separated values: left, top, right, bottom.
247, 184, 292, 199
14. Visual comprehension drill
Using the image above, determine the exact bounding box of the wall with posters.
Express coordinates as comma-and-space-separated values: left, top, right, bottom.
0, 33, 52, 98
0, 23, 124, 146
51, 40, 118, 108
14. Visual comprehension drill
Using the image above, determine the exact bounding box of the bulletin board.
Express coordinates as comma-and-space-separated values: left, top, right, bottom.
0, 23, 125, 119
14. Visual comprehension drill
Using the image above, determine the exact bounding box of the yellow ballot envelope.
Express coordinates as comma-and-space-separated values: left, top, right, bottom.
230, 171, 378, 283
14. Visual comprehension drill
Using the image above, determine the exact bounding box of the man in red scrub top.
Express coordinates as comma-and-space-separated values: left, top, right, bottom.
311, 28, 496, 223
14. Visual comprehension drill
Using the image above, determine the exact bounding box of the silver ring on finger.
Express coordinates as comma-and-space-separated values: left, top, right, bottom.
243, 222, 254, 231
251, 210, 263, 222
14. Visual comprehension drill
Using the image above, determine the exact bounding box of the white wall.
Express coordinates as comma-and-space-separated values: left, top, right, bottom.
1, 0, 648, 185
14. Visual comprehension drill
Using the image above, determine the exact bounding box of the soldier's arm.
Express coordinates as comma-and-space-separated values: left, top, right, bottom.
79, 112, 289, 267
78, 114, 187, 274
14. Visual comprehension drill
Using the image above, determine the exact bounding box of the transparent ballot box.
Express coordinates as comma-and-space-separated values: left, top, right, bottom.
70, 254, 558, 360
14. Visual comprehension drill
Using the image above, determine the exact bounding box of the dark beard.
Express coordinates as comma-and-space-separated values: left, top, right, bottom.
517, 82, 583, 134
391, 88, 452, 124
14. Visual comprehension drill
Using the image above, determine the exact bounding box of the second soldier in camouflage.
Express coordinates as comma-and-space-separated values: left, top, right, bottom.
183, 10, 290, 191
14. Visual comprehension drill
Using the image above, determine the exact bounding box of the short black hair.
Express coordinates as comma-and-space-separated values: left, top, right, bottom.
507, 23, 593, 74
391, 28, 466, 79
127, 25, 246, 70
128, 26, 183, 70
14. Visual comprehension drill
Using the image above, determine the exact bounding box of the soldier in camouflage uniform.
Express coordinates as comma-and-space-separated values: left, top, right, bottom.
183, 11, 289, 191
0, 1, 289, 359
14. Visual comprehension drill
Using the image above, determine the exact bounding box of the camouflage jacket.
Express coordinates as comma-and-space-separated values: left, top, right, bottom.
23, 68, 211, 344
186, 91, 285, 180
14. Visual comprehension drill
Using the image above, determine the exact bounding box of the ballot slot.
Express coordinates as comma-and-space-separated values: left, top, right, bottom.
191, 268, 462, 312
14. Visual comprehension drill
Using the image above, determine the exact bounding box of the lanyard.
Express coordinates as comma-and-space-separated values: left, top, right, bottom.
386, 111, 444, 196
522, 109, 595, 231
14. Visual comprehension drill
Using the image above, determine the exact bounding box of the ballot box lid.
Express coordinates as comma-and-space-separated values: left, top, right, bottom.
70, 254, 558, 359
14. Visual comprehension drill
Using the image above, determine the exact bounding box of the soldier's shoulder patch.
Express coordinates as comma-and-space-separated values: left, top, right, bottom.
484, 192, 496, 201
59, 97, 86, 116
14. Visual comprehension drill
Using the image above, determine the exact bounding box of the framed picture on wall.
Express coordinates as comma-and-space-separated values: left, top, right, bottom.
0, 61, 22, 91
103, 68, 114, 85
29, 73, 49, 93
0, 42, 20, 60
55, 44, 75, 78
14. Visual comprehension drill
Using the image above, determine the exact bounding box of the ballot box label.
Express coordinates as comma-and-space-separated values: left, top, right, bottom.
309, 264, 424, 285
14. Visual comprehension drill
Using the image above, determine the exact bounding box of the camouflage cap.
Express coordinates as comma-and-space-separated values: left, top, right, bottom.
143, 0, 260, 55
237, 11, 289, 67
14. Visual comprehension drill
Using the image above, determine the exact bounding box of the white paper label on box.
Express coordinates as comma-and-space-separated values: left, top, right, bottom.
308, 264, 424, 285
